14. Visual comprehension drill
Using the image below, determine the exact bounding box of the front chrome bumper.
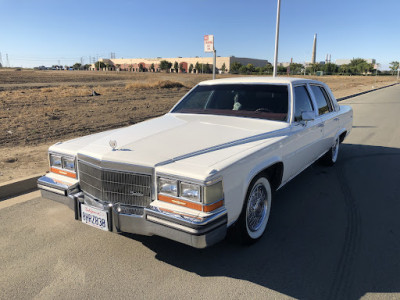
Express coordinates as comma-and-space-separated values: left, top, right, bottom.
38, 175, 227, 248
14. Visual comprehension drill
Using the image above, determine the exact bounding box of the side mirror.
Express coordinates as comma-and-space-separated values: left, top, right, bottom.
301, 111, 315, 122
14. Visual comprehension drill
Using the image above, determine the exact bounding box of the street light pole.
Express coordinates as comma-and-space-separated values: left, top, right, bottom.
273, 0, 281, 77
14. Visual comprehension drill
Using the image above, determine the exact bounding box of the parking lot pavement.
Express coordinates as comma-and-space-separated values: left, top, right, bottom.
1, 85, 399, 299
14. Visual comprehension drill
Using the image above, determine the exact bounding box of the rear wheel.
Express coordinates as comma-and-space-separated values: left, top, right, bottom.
237, 176, 272, 244
321, 137, 339, 166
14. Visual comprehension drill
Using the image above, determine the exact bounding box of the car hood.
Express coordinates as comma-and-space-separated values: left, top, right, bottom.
50, 113, 290, 173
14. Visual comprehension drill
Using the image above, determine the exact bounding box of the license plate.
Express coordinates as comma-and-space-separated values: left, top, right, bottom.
81, 204, 109, 231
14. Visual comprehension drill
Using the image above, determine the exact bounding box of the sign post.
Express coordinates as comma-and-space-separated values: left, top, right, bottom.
273, 0, 281, 77
204, 35, 216, 79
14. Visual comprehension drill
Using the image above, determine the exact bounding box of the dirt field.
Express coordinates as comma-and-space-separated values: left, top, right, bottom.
0, 69, 398, 183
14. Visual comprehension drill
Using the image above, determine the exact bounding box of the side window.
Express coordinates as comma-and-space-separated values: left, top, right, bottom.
310, 85, 332, 115
294, 86, 314, 122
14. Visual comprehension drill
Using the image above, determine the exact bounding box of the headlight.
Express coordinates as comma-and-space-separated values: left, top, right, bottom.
50, 154, 62, 168
49, 152, 76, 178
157, 175, 224, 212
62, 157, 75, 171
180, 182, 201, 202
158, 177, 178, 197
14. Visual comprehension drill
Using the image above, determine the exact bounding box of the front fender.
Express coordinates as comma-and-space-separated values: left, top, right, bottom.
245, 156, 282, 193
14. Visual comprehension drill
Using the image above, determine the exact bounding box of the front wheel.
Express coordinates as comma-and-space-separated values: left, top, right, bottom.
236, 176, 272, 244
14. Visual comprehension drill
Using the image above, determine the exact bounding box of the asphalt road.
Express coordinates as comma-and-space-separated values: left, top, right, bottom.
1, 85, 400, 300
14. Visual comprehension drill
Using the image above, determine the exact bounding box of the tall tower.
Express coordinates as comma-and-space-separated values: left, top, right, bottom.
311, 34, 317, 64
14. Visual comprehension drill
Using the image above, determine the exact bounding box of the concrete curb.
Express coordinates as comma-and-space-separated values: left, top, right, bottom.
0, 173, 43, 201
337, 82, 399, 102
0, 81, 398, 201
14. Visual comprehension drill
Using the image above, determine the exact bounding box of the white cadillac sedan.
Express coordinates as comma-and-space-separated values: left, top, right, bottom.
38, 77, 353, 248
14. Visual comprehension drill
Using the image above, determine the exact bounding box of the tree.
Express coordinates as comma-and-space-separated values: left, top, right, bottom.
189, 63, 194, 73
348, 58, 373, 74
150, 63, 155, 72
0, 62, 2, 68
204, 63, 212, 73
307, 63, 322, 74
246, 64, 255, 73
83, 64, 91, 70
72, 63, 82, 70
277, 65, 287, 74
230, 61, 242, 73
139, 63, 144, 72
174, 61, 178, 73
389, 61, 399, 75
94, 61, 106, 70
323, 63, 338, 75
179, 62, 185, 73
264, 63, 273, 74
195, 62, 200, 73
289, 63, 303, 74
239, 65, 248, 74
220, 62, 226, 73
339, 64, 350, 74
159, 60, 172, 71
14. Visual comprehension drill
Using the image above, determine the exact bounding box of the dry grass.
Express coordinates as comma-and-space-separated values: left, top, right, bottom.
125, 80, 185, 90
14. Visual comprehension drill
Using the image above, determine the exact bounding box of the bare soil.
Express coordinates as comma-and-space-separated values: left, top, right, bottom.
0, 69, 398, 183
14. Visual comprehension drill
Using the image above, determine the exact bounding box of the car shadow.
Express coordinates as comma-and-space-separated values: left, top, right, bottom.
124, 143, 400, 300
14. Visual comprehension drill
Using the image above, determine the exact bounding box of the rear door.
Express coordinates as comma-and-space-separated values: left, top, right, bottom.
309, 84, 338, 151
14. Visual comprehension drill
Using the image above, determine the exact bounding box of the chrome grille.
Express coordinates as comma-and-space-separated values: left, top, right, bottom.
78, 160, 152, 208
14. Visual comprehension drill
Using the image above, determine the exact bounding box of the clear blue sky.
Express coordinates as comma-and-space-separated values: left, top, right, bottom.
1, 0, 399, 69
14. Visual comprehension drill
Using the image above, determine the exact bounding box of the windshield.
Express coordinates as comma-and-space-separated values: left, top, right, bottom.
171, 84, 288, 121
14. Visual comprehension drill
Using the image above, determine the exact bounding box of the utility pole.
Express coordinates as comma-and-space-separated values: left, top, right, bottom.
273, 0, 281, 77
213, 50, 216, 80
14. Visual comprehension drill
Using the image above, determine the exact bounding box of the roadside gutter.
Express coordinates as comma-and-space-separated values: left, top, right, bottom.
337, 82, 399, 101
0, 173, 43, 201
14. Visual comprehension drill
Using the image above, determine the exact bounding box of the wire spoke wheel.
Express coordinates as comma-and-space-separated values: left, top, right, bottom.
246, 183, 268, 232
240, 176, 272, 242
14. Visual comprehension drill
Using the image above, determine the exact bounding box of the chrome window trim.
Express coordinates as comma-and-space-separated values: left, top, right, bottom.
291, 84, 316, 123
308, 84, 334, 117
171, 82, 291, 123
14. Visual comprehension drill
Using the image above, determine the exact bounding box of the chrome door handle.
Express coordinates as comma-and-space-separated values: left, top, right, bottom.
334, 117, 340, 121
317, 123, 325, 128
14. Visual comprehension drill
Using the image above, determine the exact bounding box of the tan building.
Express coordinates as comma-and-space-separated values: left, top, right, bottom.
93, 56, 269, 73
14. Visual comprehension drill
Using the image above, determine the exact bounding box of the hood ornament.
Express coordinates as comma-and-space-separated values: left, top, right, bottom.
109, 140, 117, 151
